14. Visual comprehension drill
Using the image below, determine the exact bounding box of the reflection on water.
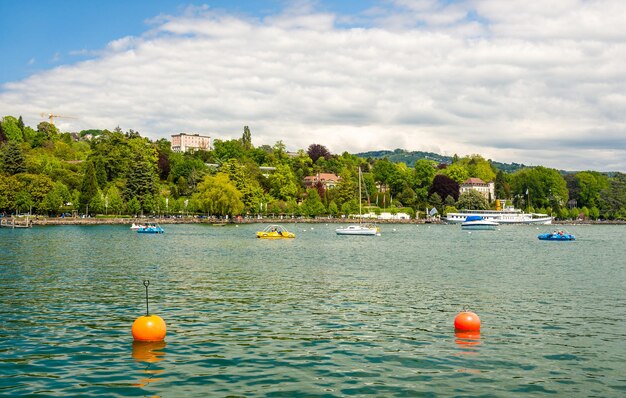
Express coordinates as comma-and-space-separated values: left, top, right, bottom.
1, 224, 625, 396
132, 341, 167, 363
132, 341, 166, 388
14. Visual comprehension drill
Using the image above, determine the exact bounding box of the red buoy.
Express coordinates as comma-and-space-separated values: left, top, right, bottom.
454, 311, 481, 332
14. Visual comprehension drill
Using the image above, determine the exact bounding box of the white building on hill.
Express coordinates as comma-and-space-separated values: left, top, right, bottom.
171, 133, 211, 152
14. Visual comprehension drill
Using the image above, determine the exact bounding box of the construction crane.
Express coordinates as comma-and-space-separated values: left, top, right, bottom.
40, 113, 77, 125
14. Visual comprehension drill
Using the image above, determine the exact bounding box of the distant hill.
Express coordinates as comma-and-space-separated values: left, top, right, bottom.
354, 149, 527, 173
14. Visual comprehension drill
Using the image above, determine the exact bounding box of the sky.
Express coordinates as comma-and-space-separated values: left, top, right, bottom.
1, 0, 626, 172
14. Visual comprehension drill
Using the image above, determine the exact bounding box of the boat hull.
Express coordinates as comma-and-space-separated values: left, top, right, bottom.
256, 232, 295, 239
461, 223, 498, 230
335, 225, 379, 236
537, 233, 575, 241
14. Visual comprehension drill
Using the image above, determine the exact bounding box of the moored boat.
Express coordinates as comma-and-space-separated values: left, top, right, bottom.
336, 167, 381, 236
256, 225, 295, 239
538, 230, 575, 241
336, 224, 380, 236
445, 205, 551, 225
461, 215, 499, 230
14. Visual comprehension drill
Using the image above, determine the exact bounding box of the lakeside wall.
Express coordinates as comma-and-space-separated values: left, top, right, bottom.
9, 216, 625, 226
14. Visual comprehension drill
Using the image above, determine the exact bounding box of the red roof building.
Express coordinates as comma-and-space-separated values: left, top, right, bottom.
304, 173, 341, 189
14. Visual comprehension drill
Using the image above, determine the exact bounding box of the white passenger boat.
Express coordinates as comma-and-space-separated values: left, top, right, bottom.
445, 205, 552, 225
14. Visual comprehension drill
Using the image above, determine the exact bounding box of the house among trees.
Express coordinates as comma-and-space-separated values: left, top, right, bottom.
171, 133, 211, 152
460, 177, 495, 201
304, 173, 341, 189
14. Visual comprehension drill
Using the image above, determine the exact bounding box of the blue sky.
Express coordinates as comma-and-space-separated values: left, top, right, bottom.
2, 0, 626, 171
1, 0, 378, 83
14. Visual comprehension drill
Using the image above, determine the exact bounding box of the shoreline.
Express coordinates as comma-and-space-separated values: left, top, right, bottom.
4, 216, 625, 227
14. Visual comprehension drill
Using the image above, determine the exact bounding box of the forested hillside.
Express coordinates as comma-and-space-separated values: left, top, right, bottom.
356, 149, 527, 173
1, 115, 625, 220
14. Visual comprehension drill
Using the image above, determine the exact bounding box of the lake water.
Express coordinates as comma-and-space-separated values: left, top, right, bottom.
1, 223, 625, 397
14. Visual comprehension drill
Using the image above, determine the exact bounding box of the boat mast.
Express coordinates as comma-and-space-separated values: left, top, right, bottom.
358, 167, 362, 224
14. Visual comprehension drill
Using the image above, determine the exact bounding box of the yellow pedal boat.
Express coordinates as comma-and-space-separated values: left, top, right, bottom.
256, 224, 296, 239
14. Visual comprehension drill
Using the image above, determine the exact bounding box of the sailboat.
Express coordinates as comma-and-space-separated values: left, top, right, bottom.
336, 167, 380, 236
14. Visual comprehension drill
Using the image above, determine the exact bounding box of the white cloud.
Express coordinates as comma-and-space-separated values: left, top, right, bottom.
1, 1, 626, 171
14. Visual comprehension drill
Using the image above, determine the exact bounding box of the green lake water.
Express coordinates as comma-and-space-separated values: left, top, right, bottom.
1, 223, 625, 397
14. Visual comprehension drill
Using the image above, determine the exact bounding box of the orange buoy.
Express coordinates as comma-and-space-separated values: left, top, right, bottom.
132, 315, 167, 342
132, 280, 166, 342
454, 311, 481, 332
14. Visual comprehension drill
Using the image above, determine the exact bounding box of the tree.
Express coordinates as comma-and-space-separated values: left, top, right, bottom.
301, 188, 326, 217
1, 116, 23, 142
456, 190, 489, 210
193, 173, 244, 216
106, 185, 124, 215
242, 126, 252, 150
79, 162, 99, 212
127, 197, 141, 216
328, 200, 339, 217
213, 139, 245, 162
575, 171, 609, 209
440, 163, 469, 184
1, 141, 27, 175
429, 174, 460, 201
414, 159, 436, 188
457, 154, 496, 183
511, 166, 568, 209
0, 175, 20, 211
495, 170, 511, 199
40, 181, 70, 215
307, 143, 331, 163
124, 157, 159, 210
267, 163, 299, 201
36, 121, 59, 141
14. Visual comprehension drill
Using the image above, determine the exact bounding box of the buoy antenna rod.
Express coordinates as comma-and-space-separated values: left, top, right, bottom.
143, 280, 150, 316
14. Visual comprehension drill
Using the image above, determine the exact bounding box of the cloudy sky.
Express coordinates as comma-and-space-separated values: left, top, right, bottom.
2, 0, 626, 171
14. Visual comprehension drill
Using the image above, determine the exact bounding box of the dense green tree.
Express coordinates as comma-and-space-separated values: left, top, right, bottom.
1, 116, 23, 142
414, 159, 437, 188
1, 141, 27, 175
105, 185, 124, 215
127, 197, 141, 216
40, 181, 71, 215
510, 166, 568, 209
267, 163, 299, 201
36, 121, 59, 141
457, 155, 496, 182
301, 188, 326, 217
598, 173, 626, 219
89, 189, 106, 214
328, 200, 339, 217
213, 139, 245, 162
0, 175, 20, 211
124, 157, 158, 210
440, 163, 469, 184
575, 171, 609, 209
456, 190, 489, 210
495, 170, 510, 199
79, 162, 99, 212
193, 173, 244, 216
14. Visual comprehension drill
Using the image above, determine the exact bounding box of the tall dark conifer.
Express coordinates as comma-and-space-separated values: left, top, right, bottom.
1, 141, 27, 175
80, 162, 99, 212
